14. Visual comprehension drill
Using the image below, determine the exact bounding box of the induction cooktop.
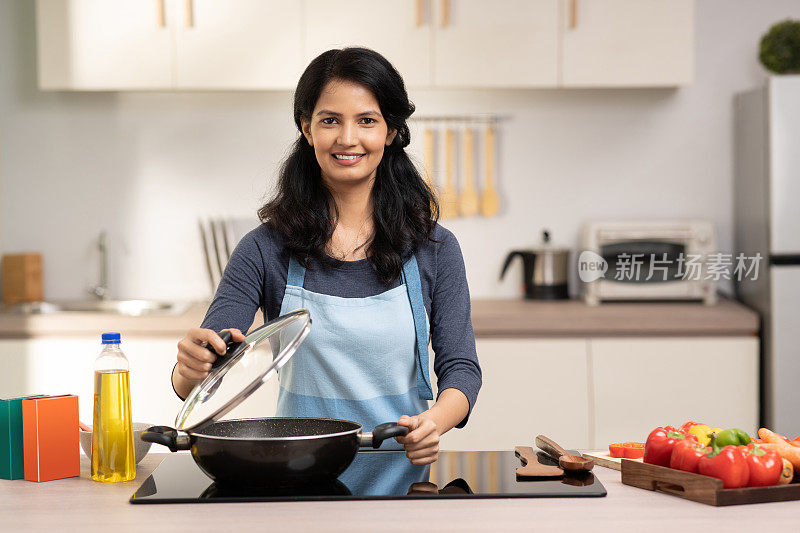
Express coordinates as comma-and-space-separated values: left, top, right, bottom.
130, 450, 606, 503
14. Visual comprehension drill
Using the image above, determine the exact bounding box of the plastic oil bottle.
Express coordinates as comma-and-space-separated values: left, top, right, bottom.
91, 332, 136, 482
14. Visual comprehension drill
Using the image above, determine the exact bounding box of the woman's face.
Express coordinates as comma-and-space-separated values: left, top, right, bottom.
301, 79, 396, 188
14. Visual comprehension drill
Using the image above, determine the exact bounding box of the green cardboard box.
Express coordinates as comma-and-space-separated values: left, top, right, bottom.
1, 395, 46, 479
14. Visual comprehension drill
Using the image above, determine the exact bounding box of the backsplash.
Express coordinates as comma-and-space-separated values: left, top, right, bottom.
2, 0, 799, 303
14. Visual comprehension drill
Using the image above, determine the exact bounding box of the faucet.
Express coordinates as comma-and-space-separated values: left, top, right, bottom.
88, 231, 109, 300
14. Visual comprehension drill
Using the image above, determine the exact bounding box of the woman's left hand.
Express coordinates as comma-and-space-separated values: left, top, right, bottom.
396, 414, 440, 465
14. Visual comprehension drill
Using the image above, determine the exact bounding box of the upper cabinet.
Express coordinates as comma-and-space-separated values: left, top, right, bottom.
36, 0, 173, 89
173, 0, 303, 89
36, 0, 694, 91
433, 0, 559, 88
36, 0, 303, 90
560, 0, 694, 87
304, 0, 432, 88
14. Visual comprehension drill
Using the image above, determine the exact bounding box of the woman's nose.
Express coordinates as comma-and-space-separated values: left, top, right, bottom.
338, 122, 358, 146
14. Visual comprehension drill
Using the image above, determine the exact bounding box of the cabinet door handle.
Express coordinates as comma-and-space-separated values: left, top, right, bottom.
157, 0, 166, 28
440, 0, 449, 28
570, 0, 578, 29
185, 0, 194, 28
416, 0, 424, 27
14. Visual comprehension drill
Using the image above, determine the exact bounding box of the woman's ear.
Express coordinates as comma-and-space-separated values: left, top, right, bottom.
301, 119, 313, 146
385, 127, 397, 146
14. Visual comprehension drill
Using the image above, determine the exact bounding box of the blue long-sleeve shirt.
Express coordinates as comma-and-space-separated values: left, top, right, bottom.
199, 222, 482, 428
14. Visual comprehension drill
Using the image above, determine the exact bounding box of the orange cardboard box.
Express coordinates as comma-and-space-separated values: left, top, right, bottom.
22, 395, 79, 482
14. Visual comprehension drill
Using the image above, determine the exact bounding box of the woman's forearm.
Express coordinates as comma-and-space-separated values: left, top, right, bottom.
422, 388, 469, 435
171, 364, 200, 401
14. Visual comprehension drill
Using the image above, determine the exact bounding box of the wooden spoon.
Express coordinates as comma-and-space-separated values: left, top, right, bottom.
439, 128, 459, 219
458, 127, 479, 217
535, 435, 594, 472
480, 125, 500, 217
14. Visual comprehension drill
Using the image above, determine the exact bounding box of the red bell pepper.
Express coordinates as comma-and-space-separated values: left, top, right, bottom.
669, 439, 709, 473
743, 443, 783, 487
643, 426, 698, 467
697, 434, 750, 489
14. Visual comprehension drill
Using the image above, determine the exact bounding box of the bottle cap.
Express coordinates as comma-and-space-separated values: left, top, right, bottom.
101, 332, 121, 344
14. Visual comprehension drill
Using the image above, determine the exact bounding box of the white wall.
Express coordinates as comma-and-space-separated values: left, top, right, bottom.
2, 0, 799, 303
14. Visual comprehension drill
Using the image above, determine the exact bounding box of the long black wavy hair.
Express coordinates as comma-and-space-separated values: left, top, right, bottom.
258, 47, 439, 285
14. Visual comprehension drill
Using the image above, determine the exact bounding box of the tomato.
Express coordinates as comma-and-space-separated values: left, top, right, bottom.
609, 442, 645, 459
609, 443, 626, 458
623, 442, 645, 459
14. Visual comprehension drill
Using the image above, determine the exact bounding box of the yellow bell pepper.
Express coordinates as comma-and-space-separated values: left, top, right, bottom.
688, 424, 721, 446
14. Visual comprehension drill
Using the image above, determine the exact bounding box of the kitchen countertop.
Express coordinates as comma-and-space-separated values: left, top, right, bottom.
1, 453, 795, 532
0, 297, 758, 339
470, 297, 759, 337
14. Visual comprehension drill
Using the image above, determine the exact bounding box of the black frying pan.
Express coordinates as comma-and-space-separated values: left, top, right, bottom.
141, 417, 407, 487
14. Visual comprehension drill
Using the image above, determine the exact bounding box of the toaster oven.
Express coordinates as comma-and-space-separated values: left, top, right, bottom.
580, 219, 718, 305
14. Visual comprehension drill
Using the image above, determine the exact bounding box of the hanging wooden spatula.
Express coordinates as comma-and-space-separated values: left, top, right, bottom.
424, 127, 436, 195
439, 128, 459, 219
480, 125, 500, 217
458, 127, 479, 217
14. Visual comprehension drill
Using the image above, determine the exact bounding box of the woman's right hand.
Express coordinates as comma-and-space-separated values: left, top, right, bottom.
175, 327, 246, 383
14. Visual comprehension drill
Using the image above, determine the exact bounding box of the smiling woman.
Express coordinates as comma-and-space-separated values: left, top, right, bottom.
264, 47, 432, 276
173, 48, 482, 466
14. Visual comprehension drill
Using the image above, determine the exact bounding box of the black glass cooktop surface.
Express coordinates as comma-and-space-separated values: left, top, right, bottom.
130, 450, 606, 503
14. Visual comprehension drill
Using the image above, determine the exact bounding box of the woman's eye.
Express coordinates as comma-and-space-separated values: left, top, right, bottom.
360, 118, 377, 125
321, 117, 337, 125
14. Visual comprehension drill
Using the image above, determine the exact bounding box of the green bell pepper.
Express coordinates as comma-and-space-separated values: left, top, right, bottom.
715, 428, 752, 447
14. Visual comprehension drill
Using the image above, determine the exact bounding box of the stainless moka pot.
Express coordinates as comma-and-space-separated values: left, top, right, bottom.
500, 230, 570, 300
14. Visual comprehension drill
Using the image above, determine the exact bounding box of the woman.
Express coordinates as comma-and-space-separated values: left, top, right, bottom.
172, 47, 481, 465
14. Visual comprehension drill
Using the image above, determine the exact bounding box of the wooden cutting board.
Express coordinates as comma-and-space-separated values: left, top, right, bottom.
583, 451, 643, 471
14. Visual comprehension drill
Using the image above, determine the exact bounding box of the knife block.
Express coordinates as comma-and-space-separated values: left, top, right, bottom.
2, 253, 43, 304
22, 395, 80, 482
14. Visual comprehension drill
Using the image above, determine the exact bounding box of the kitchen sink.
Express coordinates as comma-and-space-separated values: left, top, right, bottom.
1, 299, 191, 316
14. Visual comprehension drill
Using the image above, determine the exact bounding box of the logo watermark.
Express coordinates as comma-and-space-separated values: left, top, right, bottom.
578, 252, 762, 283
578, 251, 607, 282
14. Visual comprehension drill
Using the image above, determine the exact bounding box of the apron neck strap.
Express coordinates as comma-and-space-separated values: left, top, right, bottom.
402, 254, 433, 401
287, 255, 306, 287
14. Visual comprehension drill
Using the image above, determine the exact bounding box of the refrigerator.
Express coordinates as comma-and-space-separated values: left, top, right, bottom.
735, 76, 800, 437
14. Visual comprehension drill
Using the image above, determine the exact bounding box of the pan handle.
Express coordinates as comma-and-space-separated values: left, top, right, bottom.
359, 422, 409, 449
140, 426, 191, 452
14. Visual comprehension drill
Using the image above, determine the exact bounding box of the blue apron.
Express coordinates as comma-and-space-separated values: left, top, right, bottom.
276, 254, 433, 449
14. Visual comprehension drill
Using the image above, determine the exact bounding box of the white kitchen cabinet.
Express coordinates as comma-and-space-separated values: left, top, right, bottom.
174, 0, 303, 89
304, 0, 433, 88
1, 331, 757, 454
36, 0, 304, 90
439, 338, 590, 451
560, 0, 694, 87
0, 336, 279, 429
589, 337, 759, 447
432, 0, 560, 88
37, 0, 695, 90
36, 0, 174, 89
0, 337, 183, 426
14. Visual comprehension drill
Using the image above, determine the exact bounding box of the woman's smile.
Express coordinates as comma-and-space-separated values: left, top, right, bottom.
332, 152, 366, 165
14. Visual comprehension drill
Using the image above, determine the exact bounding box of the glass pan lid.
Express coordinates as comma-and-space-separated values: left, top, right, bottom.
175, 308, 311, 431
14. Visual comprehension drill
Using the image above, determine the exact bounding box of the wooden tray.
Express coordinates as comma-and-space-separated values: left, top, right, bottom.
621, 458, 800, 506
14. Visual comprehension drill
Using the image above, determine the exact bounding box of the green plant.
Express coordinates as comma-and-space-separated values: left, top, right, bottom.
759, 19, 800, 74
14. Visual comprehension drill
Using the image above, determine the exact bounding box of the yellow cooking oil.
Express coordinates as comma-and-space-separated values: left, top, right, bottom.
91, 333, 136, 483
